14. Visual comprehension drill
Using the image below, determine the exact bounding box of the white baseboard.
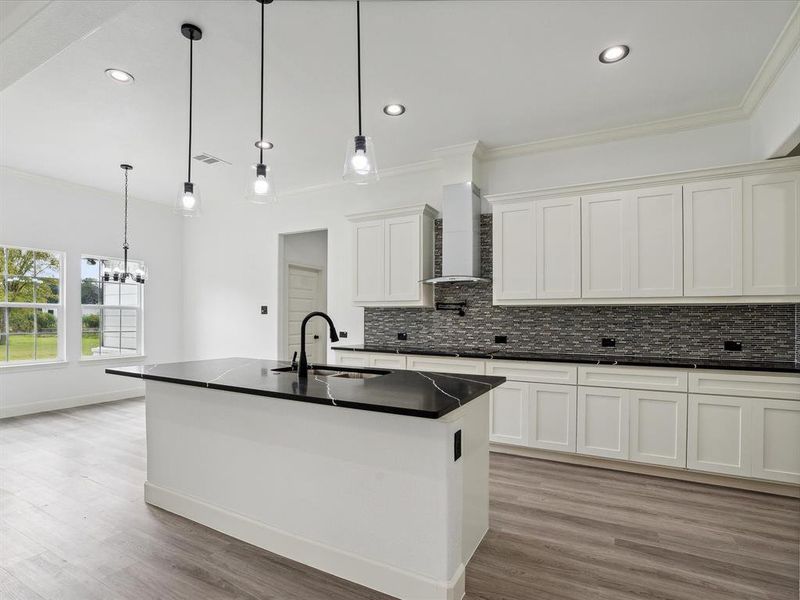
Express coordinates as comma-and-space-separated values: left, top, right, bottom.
145, 481, 466, 600
0, 387, 144, 419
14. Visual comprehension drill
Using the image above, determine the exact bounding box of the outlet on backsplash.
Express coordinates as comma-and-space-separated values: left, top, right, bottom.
601, 338, 616, 348
724, 341, 742, 352
397, 332, 408, 341
494, 335, 508, 344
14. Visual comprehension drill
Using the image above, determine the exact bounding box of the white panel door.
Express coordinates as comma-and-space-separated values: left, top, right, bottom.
384, 215, 420, 302
287, 265, 325, 364
535, 197, 581, 299
688, 394, 751, 476
630, 185, 683, 297
490, 381, 528, 446
743, 171, 800, 295
493, 202, 535, 300
577, 386, 629, 459
683, 178, 743, 296
751, 398, 800, 484
581, 192, 629, 298
353, 220, 385, 302
629, 390, 687, 467
527, 383, 577, 452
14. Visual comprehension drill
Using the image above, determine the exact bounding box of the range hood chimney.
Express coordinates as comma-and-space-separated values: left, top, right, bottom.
422, 182, 489, 284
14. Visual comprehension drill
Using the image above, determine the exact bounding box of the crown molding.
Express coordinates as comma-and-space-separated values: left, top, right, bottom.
740, 1, 800, 115
485, 155, 800, 204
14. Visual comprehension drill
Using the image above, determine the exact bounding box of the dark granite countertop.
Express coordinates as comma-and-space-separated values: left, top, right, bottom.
331, 345, 800, 374
106, 358, 505, 419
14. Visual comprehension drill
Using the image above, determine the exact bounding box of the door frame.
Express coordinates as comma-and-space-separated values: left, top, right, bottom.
278, 229, 328, 362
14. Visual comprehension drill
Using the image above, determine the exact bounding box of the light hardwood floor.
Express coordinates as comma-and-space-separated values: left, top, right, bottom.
1, 399, 798, 600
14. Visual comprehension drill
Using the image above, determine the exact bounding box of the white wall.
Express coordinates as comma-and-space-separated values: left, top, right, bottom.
750, 44, 800, 159
0, 167, 183, 417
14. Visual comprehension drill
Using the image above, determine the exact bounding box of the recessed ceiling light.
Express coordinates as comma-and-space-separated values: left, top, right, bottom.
255, 140, 274, 150
383, 104, 406, 116
599, 45, 630, 64
105, 68, 134, 84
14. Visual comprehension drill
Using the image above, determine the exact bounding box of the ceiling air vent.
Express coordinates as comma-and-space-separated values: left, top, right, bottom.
193, 153, 230, 166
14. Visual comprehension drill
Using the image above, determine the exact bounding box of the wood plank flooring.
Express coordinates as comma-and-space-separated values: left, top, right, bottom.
1, 398, 798, 600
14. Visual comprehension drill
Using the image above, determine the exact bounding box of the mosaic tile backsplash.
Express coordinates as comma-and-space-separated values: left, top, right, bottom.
364, 215, 799, 362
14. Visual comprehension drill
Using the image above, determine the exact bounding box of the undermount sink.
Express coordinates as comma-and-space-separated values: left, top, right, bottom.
271, 365, 389, 379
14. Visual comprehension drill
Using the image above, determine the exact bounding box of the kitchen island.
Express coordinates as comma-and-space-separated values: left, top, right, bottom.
107, 358, 505, 600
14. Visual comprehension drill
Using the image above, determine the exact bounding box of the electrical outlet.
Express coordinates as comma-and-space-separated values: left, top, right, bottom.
397, 332, 408, 341
454, 430, 462, 462
494, 335, 508, 344
338, 331, 348, 338
260, 306, 268, 315
601, 338, 616, 348
724, 340, 742, 351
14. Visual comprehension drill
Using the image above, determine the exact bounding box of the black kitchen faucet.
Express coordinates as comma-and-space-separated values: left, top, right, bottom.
298, 311, 339, 379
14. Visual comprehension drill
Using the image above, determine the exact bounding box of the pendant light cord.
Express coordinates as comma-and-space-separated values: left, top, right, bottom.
260, 0, 265, 164
187, 36, 194, 183
356, 0, 362, 136
123, 167, 129, 273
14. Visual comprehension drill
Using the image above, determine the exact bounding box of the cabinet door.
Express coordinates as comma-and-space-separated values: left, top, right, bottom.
683, 178, 743, 296
743, 172, 800, 295
629, 390, 687, 467
577, 386, 629, 459
493, 202, 535, 300
527, 383, 576, 452
751, 398, 800, 484
630, 185, 683, 297
490, 381, 528, 446
384, 215, 421, 302
581, 192, 629, 298
353, 220, 385, 302
687, 394, 750, 476
334, 352, 370, 368
535, 197, 581, 298
369, 353, 407, 370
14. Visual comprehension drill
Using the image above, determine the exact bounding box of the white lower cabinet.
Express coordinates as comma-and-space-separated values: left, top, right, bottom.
751, 398, 800, 484
629, 390, 687, 467
367, 354, 407, 370
577, 387, 629, 460
334, 352, 370, 368
688, 394, 751, 477
489, 381, 528, 446
405, 355, 486, 375
527, 383, 577, 452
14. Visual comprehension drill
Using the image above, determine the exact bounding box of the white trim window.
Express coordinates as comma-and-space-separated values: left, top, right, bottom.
0, 245, 65, 364
80, 256, 144, 359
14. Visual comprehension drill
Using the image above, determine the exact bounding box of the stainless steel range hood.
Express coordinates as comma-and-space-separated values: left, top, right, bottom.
422, 182, 490, 285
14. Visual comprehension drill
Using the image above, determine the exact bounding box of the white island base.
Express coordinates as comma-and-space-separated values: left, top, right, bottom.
144, 380, 490, 600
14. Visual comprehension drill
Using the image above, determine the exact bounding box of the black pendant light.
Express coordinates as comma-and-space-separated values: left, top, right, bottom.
343, 0, 378, 184
247, 0, 276, 203
175, 23, 203, 216
105, 164, 146, 284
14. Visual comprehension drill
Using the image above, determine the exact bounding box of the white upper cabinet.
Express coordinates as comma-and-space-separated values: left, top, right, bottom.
743, 172, 800, 295
629, 185, 683, 297
348, 205, 435, 307
493, 202, 536, 300
536, 197, 581, 299
581, 191, 629, 298
353, 220, 385, 302
683, 178, 743, 296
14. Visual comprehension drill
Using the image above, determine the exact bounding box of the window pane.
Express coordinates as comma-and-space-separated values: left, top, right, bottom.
82, 307, 101, 357
6, 249, 35, 303
0, 308, 7, 362
0, 247, 6, 303
8, 307, 34, 362
34, 251, 60, 304
101, 308, 138, 356
119, 282, 139, 306
34, 308, 58, 359
81, 257, 102, 305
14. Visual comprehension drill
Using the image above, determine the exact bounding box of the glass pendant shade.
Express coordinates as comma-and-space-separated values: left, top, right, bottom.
246, 164, 277, 204
175, 182, 201, 216
343, 135, 378, 184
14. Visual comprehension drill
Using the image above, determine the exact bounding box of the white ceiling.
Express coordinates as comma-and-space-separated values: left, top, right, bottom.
0, 0, 796, 205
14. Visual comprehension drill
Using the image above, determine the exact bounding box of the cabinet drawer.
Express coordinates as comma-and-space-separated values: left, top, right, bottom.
486, 360, 577, 384
578, 365, 687, 392
689, 371, 800, 401
369, 354, 407, 370
405, 356, 486, 375
333, 352, 370, 368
